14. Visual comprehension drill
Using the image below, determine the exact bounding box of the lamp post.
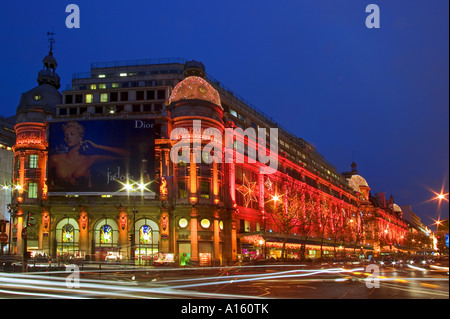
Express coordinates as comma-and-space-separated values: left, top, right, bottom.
119, 179, 151, 264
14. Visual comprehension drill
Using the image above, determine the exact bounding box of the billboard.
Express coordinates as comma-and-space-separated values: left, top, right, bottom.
48, 119, 155, 196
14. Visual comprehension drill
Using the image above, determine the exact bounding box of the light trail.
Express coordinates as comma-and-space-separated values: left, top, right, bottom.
1, 265, 447, 299
407, 264, 428, 272
0, 267, 361, 299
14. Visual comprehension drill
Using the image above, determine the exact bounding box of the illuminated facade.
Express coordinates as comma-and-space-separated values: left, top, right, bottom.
9, 52, 412, 265
0, 116, 15, 253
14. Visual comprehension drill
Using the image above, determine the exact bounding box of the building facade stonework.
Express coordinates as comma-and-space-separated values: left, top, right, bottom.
8, 53, 412, 265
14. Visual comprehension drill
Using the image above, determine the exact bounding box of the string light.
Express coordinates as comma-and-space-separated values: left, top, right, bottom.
169, 76, 221, 107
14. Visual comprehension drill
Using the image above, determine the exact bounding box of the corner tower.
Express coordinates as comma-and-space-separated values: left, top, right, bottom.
11, 34, 61, 255
168, 61, 225, 266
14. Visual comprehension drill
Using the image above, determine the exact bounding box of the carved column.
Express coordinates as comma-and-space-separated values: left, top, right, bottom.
40, 210, 50, 253
79, 210, 89, 254
160, 207, 169, 253
118, 207, 128, 258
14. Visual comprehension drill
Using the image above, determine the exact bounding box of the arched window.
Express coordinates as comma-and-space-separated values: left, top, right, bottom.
55, 218, 80, 258
134, 218, 160, 264
93, 218, 118, 246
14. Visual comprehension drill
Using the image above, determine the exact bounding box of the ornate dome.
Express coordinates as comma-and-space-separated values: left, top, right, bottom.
347, 174, 369, 193
348, 178, 361, 193
169, 76, 221, 108
393, 204, 402, 212
350, 174, 369, 187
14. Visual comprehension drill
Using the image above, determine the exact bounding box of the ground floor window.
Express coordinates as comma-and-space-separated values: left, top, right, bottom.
134, 218, 159, 264
93, 218, 120, 261
55, 217, 79, 259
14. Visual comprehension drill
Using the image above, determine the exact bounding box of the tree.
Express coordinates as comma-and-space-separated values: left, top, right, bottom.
329, 206, 348, 258
264, 178, 305, 259
316, 197, 331, 260
295, 191, 317, 260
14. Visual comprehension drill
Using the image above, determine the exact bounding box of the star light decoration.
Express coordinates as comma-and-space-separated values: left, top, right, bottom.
237, 174, 258, 207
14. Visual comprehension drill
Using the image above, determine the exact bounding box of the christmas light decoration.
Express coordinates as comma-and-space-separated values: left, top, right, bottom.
236, 174, 258, 207
169, 76, 221, 107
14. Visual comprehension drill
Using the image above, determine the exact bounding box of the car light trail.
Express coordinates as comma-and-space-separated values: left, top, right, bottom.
407, 264, 427, 272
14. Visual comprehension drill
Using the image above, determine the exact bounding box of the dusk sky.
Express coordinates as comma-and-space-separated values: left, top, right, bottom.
0, 0, 448, 224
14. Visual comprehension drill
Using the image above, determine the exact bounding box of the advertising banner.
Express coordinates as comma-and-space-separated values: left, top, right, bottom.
48, 119, 155, 196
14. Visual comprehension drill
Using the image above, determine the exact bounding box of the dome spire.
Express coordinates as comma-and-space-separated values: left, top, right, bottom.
47, 31, 56, 55
37, 32, 60, 89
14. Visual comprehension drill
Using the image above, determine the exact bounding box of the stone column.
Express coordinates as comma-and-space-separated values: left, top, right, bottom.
189, 151, 197, 200
230, 213, 237, 262
18, 154, 25, 196
213, 161, 219, 204
190, 206, 199, 265
213, 208, 220, 266
16, 209, 24, 255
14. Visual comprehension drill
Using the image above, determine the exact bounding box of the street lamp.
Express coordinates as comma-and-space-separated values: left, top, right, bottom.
118, 179, 152, 263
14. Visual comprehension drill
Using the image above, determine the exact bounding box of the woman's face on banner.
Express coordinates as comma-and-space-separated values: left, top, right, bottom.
64, 126, 83, 147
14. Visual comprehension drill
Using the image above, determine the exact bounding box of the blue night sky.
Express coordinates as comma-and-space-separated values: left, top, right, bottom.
0, 0, 448, 224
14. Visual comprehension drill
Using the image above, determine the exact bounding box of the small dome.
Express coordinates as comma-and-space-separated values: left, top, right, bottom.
348, 178, 361, 193
169, 76, 221, 107
348, 174, 369, 188
16, 84, 61, 120
393, 204, 402, 212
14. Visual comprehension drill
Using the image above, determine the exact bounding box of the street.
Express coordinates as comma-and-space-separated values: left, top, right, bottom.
0, 259, 448, 299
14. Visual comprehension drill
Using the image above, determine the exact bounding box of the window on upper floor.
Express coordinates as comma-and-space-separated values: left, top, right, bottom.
85, 94, 93, 103
75, 94, 82, 104
136, 91, 144, 100
200, 181, 210, 199
120, 92, 128, 101
157, 90, 166, 100
28, 182, 38, 199
29, 155, 38, 169
65, 95, 73, 104
110, 92, 118, 102
178, 181, 187, 199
